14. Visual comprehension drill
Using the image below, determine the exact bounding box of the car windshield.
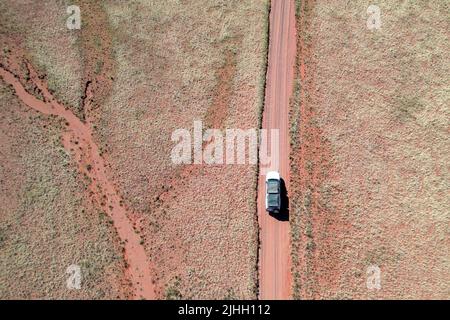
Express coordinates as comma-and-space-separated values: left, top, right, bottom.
267, 179, 279, 193
267, 194, 280, 207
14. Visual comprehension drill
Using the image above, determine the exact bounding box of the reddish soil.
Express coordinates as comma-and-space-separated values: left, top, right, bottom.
0, 47, 156, 299
258, 0, 296, 299
204, 50, 237, 130
77, 0, 116, 122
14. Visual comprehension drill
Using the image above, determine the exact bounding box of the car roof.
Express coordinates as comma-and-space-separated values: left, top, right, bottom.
267, 180, 280, 193
267, 193, 280, 206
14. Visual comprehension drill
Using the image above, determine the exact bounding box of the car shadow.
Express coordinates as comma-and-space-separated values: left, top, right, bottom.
269, 178, 289, 221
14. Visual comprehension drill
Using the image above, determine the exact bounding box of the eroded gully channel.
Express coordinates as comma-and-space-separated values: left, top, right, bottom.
0, 55, 156, 299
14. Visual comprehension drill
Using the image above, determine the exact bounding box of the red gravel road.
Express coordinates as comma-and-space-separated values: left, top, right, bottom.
258, 0, 296, 300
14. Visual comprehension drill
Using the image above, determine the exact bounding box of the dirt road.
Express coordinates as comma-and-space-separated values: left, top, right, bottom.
258, 0, 296, 300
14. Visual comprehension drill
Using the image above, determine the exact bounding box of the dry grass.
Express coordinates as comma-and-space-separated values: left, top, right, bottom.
0, 0, 130, 299
0, 85, 126, 299
0, 0, 270, 299
290, 0, 449, 299
0, 0, 83, 115
99, 0, 269, 299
